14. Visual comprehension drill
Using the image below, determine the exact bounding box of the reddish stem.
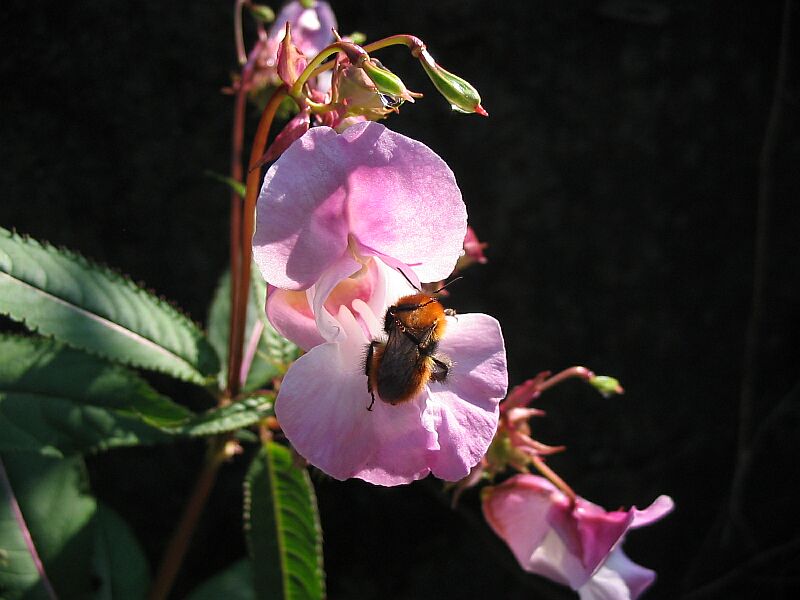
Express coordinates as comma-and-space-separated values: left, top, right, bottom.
227, 85, 288, 399
147, 443, 230, 600
226, 43, 263, 405
537, 366, 594, 393
530, 455, 577, 505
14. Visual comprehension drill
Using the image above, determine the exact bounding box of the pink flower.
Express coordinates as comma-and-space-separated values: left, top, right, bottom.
461, 225, 488, 267
266, 249, 397, 351
253, 121, 467, 292
269, 1, 337, 63
483, 474, 674, 599
250, 1, 337, 91
272, 256, 508, 485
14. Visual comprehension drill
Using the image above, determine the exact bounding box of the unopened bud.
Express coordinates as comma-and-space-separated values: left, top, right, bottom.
360, 58, 421, 103
418, 49, 487, 116
249, 4, 275, 23
345, 31, 367, 45
277, 23, 307, 86
589, 375, 625, 398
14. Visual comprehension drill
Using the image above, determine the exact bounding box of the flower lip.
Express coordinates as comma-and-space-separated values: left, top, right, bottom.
272, 257, 507, 485
266, 254, 412, 351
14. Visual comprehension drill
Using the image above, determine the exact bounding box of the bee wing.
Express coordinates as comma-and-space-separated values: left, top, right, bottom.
376, 330, 425, 403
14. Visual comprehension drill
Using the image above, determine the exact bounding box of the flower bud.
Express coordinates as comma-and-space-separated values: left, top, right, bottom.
359, 58, 421, 104
417, 49, 487, 116
589, 375, 624, 398
249, 4, 275, 23
277, 23, 308, 86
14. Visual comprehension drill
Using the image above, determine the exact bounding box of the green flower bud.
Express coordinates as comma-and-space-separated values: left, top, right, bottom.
589, 375, 625, 398
418, 49, 487, 116
345, 31, 367, 45
248, 4, 275, 23
359, 58, 421, 103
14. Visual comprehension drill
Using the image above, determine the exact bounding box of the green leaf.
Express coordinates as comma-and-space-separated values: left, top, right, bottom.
0, 459, 52, 600
0, 334, 180, 456
0, 227, 219, 384
204, 170, 246, 198
187, 559, 255, 600
173, 394, 274, 437
92, 504, 150, 600
0, 454, 97, 599
207, 268, 300, 392
244, 442, 324, 600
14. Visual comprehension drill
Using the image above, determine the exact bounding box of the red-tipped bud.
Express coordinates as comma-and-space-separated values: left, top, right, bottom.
589, 375, 625, 398
417, 49, 487, 116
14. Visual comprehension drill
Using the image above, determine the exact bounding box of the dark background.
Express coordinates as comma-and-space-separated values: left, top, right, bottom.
2, 1, 799, 598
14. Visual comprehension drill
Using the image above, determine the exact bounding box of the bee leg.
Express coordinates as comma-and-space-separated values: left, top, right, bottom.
444, 308, 458, 322
365, 341, 379, 411
414, 320, 439, 349
430, 355, 452, 382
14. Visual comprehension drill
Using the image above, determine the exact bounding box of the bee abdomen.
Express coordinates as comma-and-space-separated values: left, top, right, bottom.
376, 356, 429, 404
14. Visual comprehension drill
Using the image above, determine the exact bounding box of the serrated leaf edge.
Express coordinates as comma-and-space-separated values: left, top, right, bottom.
0, 227, 218, 383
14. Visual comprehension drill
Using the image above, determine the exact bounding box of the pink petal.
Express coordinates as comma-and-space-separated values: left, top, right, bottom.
362, 257, 418, 322
631, 495, 675, 529
482, 475, 631, 589
425, 314, 507, 480
269, 1, 337, 58
559, 499, 633, 585
463, 225, 488, 264
275, 304, 435, 485
483, 475, 556, 575
484, 475, 670, 597
342, 122, 467, 283
265, 255, 417, 351
606, 548, 656, 599
261, 109, 311, 165
578, 564, 634, 600
254, 123, 467, 290
308, 252, 363, 342
578, 549, 656, 600
253, 127, 350, 289
265, 286, 324, 352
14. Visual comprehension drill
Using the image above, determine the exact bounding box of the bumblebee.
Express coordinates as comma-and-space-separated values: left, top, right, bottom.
365, 293, 454, 410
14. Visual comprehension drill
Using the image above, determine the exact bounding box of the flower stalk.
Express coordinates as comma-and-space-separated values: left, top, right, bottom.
227, 84, 288, 399
147, 438, 239, 600
227, 41, 267, 405
289, 41, 367, 100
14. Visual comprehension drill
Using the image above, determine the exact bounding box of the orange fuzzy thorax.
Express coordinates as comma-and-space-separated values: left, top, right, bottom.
392, 293, 447, 341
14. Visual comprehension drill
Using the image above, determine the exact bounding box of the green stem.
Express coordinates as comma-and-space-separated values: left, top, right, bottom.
290, 41, 367, 99
308, 34, 426, 81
